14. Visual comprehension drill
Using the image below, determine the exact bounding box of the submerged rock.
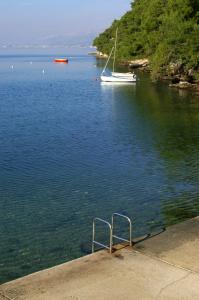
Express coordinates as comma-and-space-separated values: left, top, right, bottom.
169, 81, 198, 90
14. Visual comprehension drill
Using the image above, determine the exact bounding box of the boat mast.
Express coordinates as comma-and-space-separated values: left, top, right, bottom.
113, 27, 118, 73
101, 46, 115, 75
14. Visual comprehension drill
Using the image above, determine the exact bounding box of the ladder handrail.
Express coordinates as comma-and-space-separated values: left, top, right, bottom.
92, 217, 113, 253
111, 213, 132, 246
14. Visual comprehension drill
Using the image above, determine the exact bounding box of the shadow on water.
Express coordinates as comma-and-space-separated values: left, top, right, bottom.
133, 75, 199, 226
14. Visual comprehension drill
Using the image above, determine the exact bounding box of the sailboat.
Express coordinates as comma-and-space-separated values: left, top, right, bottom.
100, 28, 136, 83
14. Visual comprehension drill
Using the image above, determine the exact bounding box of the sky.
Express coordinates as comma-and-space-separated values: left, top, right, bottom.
0, 0, 131, 45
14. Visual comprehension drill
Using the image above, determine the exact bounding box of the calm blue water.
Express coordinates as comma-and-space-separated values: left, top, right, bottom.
0, 54, 199, 283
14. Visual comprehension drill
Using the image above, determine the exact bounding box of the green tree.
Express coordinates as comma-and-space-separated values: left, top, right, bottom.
93, 0, 199, 80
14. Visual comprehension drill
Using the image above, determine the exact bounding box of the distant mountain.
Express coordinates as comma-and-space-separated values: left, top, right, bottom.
0, 32, 98, 51
40, 33, 97, 47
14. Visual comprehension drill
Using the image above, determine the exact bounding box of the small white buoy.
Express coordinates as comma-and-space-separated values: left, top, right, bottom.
10, 65, 14, 69
42, 69, 45, 74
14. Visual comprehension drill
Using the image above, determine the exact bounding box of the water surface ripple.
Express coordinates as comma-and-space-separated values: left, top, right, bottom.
0, 55, 199, 283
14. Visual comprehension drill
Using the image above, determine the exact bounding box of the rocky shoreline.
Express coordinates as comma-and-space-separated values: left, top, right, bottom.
94, 51, 199, 93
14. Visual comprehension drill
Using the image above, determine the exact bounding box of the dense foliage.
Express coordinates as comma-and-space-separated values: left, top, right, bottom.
93, 0, 199, 80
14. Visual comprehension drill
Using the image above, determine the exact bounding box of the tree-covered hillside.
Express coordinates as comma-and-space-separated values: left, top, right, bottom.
93, 0, 199, 80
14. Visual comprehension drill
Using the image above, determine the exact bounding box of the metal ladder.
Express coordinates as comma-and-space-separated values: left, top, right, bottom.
92, 213, 132, 253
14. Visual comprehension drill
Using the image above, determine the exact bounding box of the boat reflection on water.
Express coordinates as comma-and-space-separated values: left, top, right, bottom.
100, 81, 136, 86
100, 80, 136, 99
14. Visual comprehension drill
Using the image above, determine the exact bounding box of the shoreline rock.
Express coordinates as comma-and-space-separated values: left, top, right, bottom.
129, 58, 149, 68
95, 51, 108, 58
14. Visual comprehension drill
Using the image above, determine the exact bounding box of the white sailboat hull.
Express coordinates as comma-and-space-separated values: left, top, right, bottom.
111, 72, 136, 79
101, 75, 136, 82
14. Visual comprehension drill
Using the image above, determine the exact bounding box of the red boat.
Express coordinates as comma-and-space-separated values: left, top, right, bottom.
54, 58, 68, 63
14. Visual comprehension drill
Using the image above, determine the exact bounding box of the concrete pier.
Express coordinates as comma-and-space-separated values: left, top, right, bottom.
1, 217, 199, 299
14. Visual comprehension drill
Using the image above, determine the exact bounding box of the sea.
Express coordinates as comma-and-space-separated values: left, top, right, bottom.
0, 50, 199, 283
